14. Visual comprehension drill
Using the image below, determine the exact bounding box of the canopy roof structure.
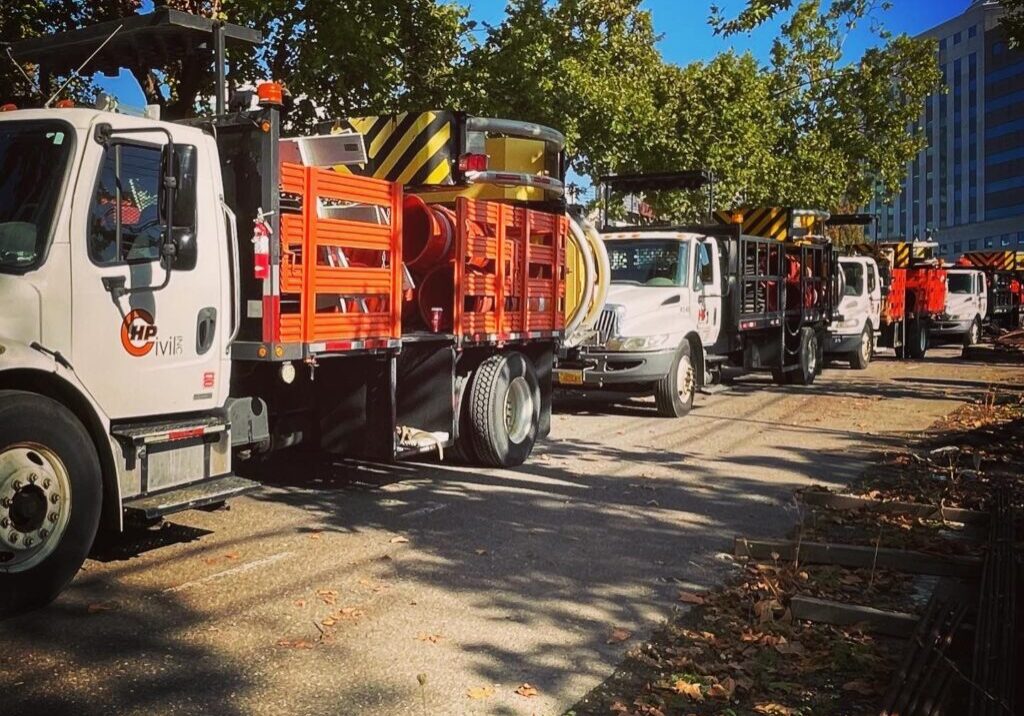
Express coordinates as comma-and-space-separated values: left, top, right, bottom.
11, 9, 260, 77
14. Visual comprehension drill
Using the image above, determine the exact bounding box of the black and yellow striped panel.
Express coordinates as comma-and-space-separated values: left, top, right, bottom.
325, 111, 455, 187
713, 207, 790, 240
964, 251, 1015, 270
876, 242, 910, 268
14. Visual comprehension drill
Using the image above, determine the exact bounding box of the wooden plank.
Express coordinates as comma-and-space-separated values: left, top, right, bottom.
798, 491, 988, 525
733, 537, 982, 578
790, 595, 919, 638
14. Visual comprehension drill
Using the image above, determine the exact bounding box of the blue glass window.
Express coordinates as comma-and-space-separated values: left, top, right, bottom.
969, 25, 977, 39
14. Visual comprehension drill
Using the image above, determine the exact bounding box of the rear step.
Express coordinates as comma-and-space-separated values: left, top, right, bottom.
111, 415, 227, 446
123, 475, 259, 521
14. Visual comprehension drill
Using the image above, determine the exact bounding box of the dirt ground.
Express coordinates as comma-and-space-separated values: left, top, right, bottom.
1, 346, 1020, 716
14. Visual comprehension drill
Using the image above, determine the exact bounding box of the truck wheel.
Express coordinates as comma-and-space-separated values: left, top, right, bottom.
963, 318, 981, 347
850, 327, 873, 370
654, 343, 695, 418
450, 374, 478, 464
787, 328, 819, 385
0, 391, 101, 616
908, 320, 928, 359
468, 352, 541, 468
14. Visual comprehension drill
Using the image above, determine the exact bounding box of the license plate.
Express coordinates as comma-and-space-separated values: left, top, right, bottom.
555, 370, 585, 385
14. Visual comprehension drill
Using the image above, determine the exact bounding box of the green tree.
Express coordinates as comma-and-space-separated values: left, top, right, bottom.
1003, 0, 1024, 47
702, 0, 939, 211
461, 0, 672, 180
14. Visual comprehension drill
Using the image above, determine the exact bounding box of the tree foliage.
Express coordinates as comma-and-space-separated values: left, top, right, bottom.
1003, 0, 1024, 48
459, 0, 669, 182
0, 0, 940, 214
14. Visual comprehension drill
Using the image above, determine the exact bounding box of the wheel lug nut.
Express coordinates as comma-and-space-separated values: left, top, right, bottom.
0, 518, 7, 528
23, 537, 33, 547
43, 479, 51, 489
49, 513, 58, 523
50, 494, 59, 504
11, 480, 20, 491
39, 529, 48, 539
8, 533, 17, 544
28, 473, 37, 484
0, 498, 9, 508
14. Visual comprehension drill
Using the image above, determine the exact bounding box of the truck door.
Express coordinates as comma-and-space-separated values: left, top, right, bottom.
977, 272, 988, 319
70, 126, 229, 420
696, 238, 722, 346
866, 260, 882, 329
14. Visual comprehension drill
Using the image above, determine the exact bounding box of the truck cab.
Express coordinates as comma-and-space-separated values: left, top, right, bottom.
826, 256, 882, 369
555, 231, 719, 417
932, 268, 987, 346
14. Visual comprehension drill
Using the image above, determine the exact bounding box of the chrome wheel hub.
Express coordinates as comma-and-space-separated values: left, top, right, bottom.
808, 336, 819, 375
861, 332, 872, 362
0, 445, 71, 572
677, 354, 695, 399
504, 377, 534, 444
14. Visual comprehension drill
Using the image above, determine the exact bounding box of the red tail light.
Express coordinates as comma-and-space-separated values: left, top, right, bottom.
0, 103, 17, 112
458, 153, 488, 172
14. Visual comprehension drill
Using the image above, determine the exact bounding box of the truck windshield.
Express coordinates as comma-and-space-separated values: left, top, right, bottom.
608, 240, 689, 287
842, 262, 864, 296
0, 121, 73, 272
948, 273, 972, 294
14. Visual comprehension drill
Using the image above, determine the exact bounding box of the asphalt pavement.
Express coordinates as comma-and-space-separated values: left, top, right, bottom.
1, 346, 1020, 716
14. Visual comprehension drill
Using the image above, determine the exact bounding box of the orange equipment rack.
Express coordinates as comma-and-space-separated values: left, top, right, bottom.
454, 197, 566, 344
277, 162, 403, 353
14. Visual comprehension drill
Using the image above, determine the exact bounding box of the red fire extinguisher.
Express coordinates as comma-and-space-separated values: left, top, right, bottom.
253, 207, 273, 281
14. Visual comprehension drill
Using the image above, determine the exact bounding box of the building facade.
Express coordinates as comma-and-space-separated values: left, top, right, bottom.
867, 1, 1024, 259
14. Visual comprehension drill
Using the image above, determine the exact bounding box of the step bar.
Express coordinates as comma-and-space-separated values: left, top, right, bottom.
123, 475, 259, 521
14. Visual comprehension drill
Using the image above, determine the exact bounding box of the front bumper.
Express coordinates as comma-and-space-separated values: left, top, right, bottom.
825, 332, 862, 354
929, 317, 972, 336
555, 348, 676, 388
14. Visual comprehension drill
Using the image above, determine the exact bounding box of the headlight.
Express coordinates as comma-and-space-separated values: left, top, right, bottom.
606, 334, 673, 351
834, 317, 861, 330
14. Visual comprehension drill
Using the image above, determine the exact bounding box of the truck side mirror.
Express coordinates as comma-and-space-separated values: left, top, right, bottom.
160, 144, 198, 271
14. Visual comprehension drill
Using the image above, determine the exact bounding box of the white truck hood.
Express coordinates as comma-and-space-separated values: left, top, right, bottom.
606, 283, 689, 337
944, 293, 976, 320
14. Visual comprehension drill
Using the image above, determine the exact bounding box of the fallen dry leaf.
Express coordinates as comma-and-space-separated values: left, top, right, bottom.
316, 589, 337, 605
708, 676, 736, 700
321, 617, 337, 628
417, 633, 445, 644
474, 548, 488, 555
672, 679, 703, 701
842, 679, 878, 695
466, 685, 495, 699
754, 598, 782, 623
514, 683, 539, 698
389, 535, 409, 544
754, 703, 795, 715
607, 627, 633, 644
774, 639, 806, 656
677, 590, 706, 605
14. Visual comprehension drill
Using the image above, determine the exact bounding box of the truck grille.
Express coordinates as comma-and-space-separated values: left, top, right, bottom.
596, 306, 622, 343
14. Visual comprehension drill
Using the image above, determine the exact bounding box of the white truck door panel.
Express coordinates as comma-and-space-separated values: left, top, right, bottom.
978, 273, 988, 318
70, 124, 227, 419
696, 238, 722, 346
866, 259, 882, 328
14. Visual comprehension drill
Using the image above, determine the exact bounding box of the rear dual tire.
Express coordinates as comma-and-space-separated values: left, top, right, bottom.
463, 352, 541, 468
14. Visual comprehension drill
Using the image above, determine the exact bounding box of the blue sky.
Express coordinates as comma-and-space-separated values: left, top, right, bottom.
95, 0, 965, 107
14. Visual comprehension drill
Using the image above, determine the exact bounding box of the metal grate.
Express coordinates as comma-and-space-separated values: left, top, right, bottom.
596, 305, 621, 343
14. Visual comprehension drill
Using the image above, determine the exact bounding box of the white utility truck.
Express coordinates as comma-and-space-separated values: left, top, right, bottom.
555, 172, 838, 416
930, 267, 988, 346
825, 256, 882, 369
0, 11, 568, 613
